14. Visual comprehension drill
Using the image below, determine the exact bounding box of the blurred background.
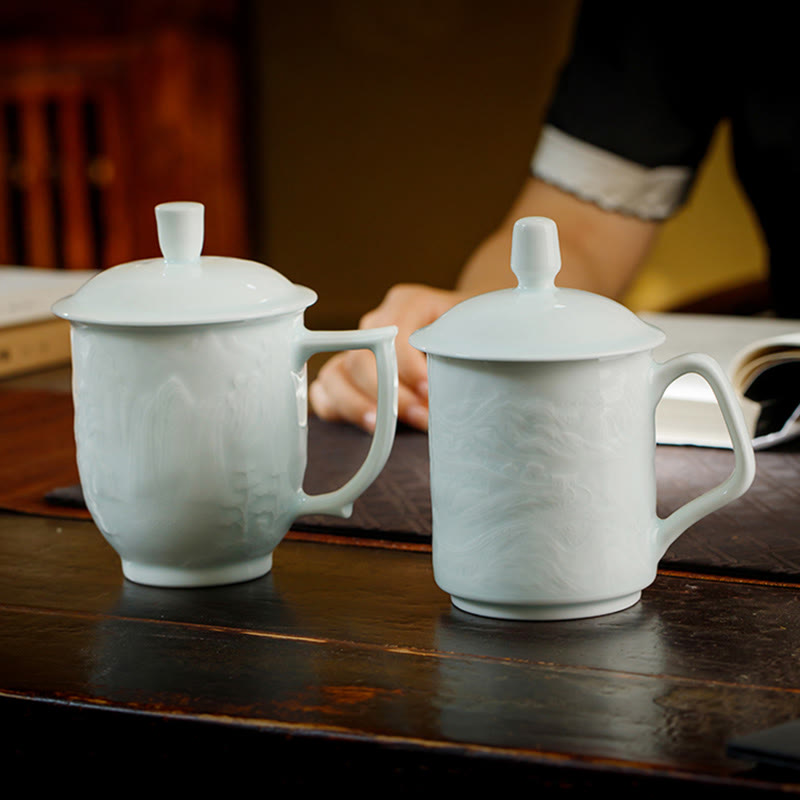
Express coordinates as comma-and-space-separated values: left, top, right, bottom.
0, 0, 767, 332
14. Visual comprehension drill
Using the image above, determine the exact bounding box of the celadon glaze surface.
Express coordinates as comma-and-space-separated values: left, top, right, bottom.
71, 313, 398, 588
428, 353, 659, 619
58, 202, 399, 588
72, 317, 306, 587
415, 217, 754, 621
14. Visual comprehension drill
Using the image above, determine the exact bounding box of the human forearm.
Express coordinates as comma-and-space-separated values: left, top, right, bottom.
458, 177, 659, 299
310, 176, 661, 433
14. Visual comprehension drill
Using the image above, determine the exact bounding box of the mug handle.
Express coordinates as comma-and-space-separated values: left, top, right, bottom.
292, 325, 398, 519
652, 353, 756, 559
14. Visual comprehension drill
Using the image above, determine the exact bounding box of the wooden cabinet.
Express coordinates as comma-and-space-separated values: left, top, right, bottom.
0, 2, 249, 269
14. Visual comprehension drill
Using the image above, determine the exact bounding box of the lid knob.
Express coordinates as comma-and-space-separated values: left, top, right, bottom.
156, 201, 204, 264
510, 216, 561, 290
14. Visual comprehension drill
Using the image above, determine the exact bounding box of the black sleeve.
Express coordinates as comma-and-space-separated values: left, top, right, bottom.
545, 1, 725, 171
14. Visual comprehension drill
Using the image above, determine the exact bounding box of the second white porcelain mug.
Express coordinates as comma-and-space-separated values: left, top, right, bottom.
54, 202, 399, 588
410, 217, 756, 620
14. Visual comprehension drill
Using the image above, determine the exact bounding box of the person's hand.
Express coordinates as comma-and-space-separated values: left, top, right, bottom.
310, 283, 469, 432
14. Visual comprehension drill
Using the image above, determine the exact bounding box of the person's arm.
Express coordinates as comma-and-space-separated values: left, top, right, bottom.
309, 283, 469, 432
457, 176, 660, 297
310, 176, 662, 432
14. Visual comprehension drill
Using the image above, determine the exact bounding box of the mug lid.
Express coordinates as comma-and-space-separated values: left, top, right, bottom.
52, 202, 317, 326
409, 217, 664, 361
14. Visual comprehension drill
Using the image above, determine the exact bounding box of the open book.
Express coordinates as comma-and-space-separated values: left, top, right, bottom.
0, 266, 97, 378
642, 311, 800, 450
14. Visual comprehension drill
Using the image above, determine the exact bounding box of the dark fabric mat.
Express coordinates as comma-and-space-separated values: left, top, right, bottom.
655, 441, 800, 578
298, 419, 433, 542
303, 419, 800, 581
6, 390, 799, 581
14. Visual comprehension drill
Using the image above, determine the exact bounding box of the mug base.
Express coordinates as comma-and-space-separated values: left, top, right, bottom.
450, 590, 642, 621
121, 553, 273, 588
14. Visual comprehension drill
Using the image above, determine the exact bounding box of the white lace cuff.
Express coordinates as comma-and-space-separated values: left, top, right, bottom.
531, 124, 693, 220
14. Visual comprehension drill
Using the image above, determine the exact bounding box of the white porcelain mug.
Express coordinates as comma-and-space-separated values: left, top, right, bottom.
410, 217, 756, 620
423, 351, 754, 620
54, 202, 399, 588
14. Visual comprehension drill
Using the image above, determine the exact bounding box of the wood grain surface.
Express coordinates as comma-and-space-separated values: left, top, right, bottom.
3, 511, 800, 792
3, 386, 800, 791
3, 388, 800, 580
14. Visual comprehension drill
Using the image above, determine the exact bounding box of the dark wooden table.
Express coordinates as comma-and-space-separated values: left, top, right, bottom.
4, 516, 800, 793
3, 378, 800, 793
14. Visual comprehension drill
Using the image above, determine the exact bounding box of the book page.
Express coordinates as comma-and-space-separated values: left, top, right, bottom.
0, 267, 97, 327
640, 312, 800, 449
731, 333, 800, 389
643, 312, 800, 378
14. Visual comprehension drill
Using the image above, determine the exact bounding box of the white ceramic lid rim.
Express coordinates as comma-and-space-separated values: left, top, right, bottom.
409, 290, 666, 361
410, 333, 665, 361
51, 300, 319, 327
411, 343, 666, 362
51, 259, 318, 326
51, 202, 318, 326
409, 217, 666, 361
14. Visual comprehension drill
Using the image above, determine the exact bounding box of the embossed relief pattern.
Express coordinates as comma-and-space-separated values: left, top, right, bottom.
73, 323, 303, 568
4, 392, 799, 582
428, 357, 658, 603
